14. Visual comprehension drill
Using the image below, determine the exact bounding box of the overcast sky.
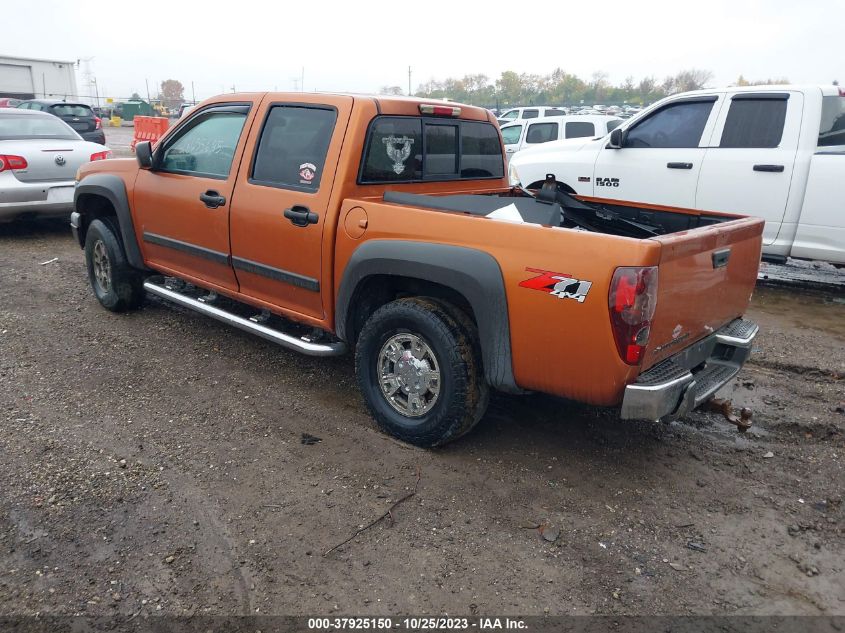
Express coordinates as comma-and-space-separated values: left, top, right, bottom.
4, 0, 841, 101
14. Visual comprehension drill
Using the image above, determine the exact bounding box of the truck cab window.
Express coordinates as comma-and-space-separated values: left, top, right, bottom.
624, 100, 714, 148
159, 110, 247, 178
526, 122, 558, 143
720, 97, 788, 148
522, 109, 539, 119
818, 95, 845, 150
251, 105, 337, 190
360, 117, 503, 183
565, 121, 595, 138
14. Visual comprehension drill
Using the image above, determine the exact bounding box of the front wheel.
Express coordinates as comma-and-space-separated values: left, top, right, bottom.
355, 298, 489, 447
84, 218, 145, 312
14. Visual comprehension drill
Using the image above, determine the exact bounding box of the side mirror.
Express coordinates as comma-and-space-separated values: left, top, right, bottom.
135, 141, 153, 169
607, 127, 624, 149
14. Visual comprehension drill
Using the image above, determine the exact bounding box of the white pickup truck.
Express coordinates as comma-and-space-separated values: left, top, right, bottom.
508, 85, 845, 265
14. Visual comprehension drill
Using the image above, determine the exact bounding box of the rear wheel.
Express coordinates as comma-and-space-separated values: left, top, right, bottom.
84, 218, 145, 312
355, 298, 488, 447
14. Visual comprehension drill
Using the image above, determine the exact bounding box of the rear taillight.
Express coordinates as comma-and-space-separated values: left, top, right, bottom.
94, 117, 102, 129
89, 150, 112, 161
0, 154, 28, 172
609, 266, 658, 365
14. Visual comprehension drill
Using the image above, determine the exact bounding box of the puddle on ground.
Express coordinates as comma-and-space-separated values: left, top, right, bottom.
750, 285, 845, 342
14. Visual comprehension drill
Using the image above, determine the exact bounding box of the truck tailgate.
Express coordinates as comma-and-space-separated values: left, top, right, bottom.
643, 216, 764, 370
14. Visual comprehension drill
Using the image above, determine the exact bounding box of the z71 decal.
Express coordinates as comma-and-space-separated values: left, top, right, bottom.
519, 268, 592, 303
596, 177, 620, 187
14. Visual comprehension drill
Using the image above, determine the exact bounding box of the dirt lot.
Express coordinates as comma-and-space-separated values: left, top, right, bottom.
0, 219, 843, 618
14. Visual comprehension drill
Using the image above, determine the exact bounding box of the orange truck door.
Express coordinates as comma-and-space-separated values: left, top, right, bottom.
133, 102, 254, 290
229, 95, 354, 320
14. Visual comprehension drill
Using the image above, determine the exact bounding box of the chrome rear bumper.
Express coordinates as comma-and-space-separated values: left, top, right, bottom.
621, 318, 758, 422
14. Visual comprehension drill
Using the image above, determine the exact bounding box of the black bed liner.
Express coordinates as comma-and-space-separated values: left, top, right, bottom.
382, 188, 733, 239
382, 191, 561, 226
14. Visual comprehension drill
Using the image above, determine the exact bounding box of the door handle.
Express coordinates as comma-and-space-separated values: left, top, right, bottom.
284, 205, 319, 227
667, 162, 693, 169
753, 164, 785, 172
199, 190, 226, 208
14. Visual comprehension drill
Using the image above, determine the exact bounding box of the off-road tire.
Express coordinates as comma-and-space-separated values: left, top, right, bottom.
84, 218, 145, 312
355, 298, 489, 447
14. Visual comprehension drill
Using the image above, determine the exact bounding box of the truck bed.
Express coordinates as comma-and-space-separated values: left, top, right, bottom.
383, 190, 736, 238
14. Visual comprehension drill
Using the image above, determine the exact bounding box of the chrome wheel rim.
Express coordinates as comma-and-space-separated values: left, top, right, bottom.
378, 333, 441, 418
92, 240, 111, 294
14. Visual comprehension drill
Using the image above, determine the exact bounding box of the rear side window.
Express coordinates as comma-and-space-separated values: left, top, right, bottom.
565, 121, 595, 138
159, 108, 247, 178
720, 97, 787, 148
501, 125, 522, 145
526, 122, 558, 143
251, 105, 337, 190
360, 117, 503, 183
544, 109, 566, 117
625, 100, 714, 148
522, 109, 539, 119
50, 104, 92, 117
818, 96, 845, 150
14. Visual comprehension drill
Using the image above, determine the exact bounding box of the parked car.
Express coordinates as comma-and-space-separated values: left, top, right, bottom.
72, 93, 762, 446
17, 100, 106, 145
0, 108, 111, 221
0, 98, 22, 108
497, 106, 568, 125
501, 115, 623, 161
508, 85, 845, 266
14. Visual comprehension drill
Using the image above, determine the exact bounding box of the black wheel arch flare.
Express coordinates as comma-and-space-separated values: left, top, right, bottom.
336, 240, 520, 393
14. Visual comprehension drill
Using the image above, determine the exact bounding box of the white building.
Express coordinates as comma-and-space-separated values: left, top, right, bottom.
0, 55, 79, 100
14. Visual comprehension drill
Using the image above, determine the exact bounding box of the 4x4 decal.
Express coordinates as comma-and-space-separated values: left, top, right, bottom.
519, 268, 592, 303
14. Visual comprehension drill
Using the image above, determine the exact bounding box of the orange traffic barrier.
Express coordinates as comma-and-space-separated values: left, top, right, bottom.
130, 116, 170, 152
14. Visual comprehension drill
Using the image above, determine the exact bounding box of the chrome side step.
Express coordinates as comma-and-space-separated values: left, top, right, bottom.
143, 281, 347, 357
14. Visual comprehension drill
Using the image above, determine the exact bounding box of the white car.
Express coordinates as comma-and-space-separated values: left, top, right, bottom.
501, 115, 623, 161
0, 108, 111, 221
509, 85, 845, 265
497, 106, 568, 125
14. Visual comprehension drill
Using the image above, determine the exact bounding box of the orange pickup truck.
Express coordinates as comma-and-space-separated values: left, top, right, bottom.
71, 93, 763, 446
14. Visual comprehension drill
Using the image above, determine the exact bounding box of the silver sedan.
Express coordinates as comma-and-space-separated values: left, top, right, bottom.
0, 107, 111, 221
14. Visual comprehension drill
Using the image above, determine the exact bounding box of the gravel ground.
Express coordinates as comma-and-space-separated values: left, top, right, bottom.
0, 219, 843, 619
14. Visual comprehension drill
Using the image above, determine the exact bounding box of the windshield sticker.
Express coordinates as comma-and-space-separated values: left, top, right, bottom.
519, 268, 592, 303
383, 135, 414, 174
299, 162, 317, 185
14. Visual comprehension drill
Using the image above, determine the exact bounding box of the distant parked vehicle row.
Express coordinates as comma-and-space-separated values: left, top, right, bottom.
0, 108, 111, 222
16, 99, 106, 145
501, 115, 623, 160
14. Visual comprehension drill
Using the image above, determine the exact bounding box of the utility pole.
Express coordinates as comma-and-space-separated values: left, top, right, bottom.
301, 67, 305, 92
408, 66, 412, 96
145, 78, 151, 103
191, 81, 196, 104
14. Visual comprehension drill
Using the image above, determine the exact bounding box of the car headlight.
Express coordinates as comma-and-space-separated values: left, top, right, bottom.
508, 161, 520, 187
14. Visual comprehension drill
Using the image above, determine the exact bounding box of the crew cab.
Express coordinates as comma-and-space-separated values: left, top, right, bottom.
71, 93, 763, 447
508, 85, 845, 265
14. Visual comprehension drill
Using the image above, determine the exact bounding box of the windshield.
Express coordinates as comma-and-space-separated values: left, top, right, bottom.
501, 125, 522, 145
0, 113, 80, 140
